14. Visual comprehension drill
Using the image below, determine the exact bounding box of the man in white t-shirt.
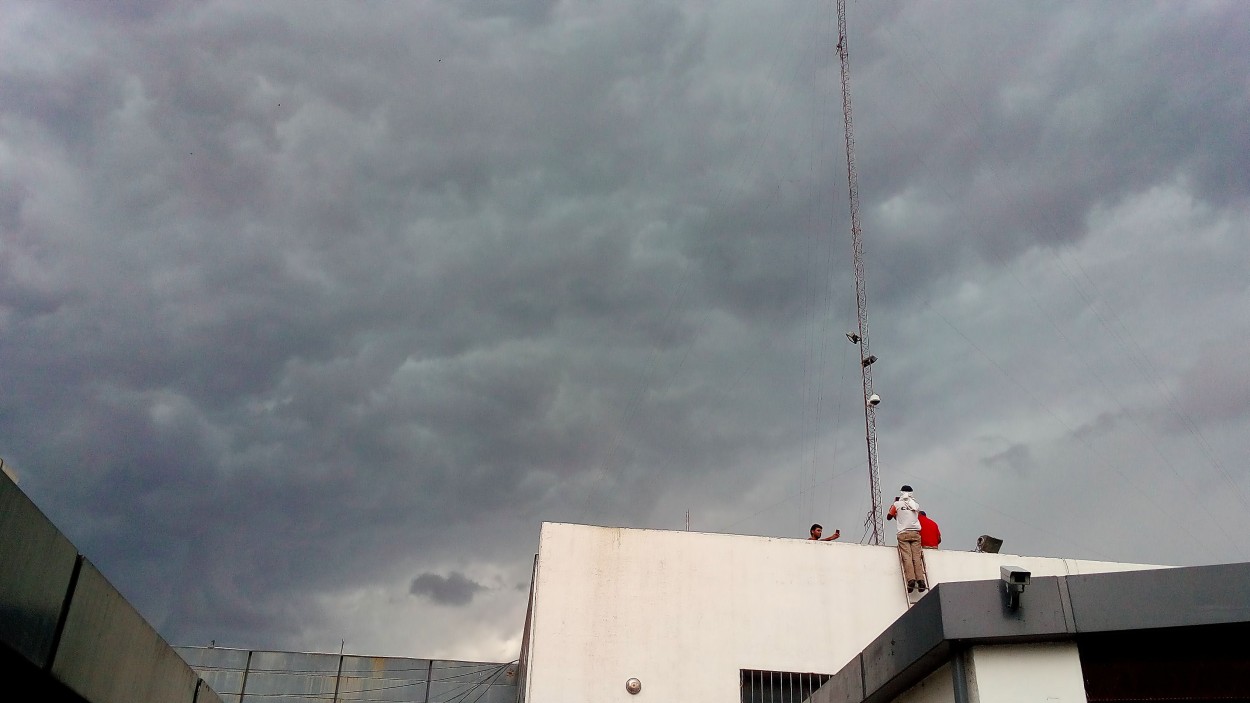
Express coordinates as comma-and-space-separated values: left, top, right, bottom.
886, 485, 926, 592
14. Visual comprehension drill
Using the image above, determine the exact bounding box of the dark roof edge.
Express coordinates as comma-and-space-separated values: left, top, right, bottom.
815, 561, 1250, 703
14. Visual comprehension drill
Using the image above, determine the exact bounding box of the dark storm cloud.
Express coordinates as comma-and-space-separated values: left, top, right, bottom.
853, 3, 1250, 307
1167, 342, 1250, 431
1, 0, 733, 646
459, 0, 559, 26
1, 0, 1246, 657
410, 572, 486, 607
979, 442, 1035, 477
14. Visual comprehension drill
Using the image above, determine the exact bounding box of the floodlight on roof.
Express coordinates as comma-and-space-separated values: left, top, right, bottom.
976, 535, 1003, 553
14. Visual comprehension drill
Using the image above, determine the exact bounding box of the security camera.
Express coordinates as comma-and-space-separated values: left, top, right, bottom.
1000, 566, 1031, 586
868, 394, 881, 406
1000, 565, 1031, 610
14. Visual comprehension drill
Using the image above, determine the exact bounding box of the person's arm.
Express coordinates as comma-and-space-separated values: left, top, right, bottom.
821, 529, 841, 541
886, 504, 897, 520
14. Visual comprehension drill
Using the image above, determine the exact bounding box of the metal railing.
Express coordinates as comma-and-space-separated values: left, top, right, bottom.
176, 647, 516, 703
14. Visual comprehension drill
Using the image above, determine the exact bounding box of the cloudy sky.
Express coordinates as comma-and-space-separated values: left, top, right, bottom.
1, 0, 1247, 661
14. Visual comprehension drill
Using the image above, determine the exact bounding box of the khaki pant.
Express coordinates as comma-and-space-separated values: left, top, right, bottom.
897, 530, 925, 583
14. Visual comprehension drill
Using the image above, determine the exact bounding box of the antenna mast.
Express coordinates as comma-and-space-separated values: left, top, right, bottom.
836, 0, 884, 545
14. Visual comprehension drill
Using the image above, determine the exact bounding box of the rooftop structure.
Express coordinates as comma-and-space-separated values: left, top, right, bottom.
7, 467, 1250, 703
515, 522, 1250, 703
812, 561, 1250, 702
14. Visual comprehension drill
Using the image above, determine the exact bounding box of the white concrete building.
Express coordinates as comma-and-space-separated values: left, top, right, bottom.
517, 522, 1250, 703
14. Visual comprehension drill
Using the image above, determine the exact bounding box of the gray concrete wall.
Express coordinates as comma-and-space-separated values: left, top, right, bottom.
0, 471, 222, 703
0, 469, 79, 668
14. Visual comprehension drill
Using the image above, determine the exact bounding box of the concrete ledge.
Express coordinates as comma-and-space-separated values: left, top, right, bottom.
196, 678, 226, 703
1, 472, 221, 703
52, 559, 199, 703
817, 562, 1250, 703
1066, 561, 1250, 632
0, 472, 79, 667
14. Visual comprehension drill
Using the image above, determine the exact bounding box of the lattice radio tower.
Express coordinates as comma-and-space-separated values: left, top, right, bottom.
836, 0, 885, 546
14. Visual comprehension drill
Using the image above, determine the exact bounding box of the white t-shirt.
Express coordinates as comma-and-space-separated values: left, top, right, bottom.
893, 494, 920, 533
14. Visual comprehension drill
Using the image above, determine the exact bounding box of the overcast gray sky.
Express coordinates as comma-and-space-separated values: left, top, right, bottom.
1, 0, 1247, 661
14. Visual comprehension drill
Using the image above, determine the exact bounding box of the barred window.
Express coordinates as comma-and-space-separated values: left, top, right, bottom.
740, 669, 830, 703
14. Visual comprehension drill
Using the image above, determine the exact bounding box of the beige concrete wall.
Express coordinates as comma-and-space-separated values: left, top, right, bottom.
523, 522, 1161, 703
967, 643, 1088, 703
895, 663, 955, 703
